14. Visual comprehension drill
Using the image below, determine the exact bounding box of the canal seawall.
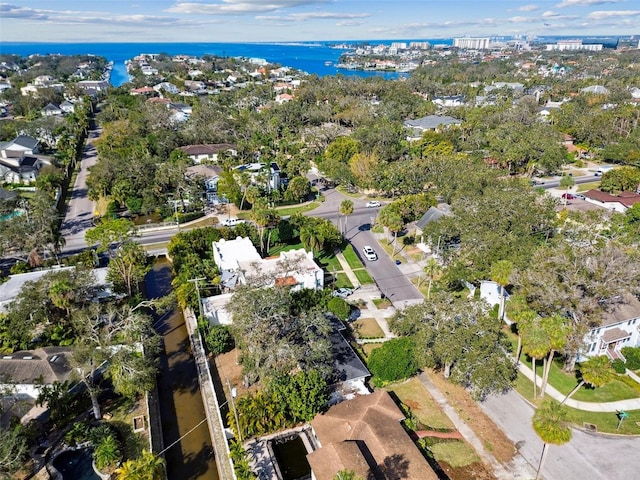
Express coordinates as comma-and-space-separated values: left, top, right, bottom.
183, 308, 236, 480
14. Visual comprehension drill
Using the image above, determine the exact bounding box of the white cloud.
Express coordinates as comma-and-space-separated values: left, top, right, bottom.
556, 0, 624, 8
166, 0, 330, 15
336, 20, 365, 27
518, 4, 540, 12
587, 9, 640, 18
256, 11, 369, 23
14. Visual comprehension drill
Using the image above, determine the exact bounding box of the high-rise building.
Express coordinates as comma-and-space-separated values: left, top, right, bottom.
453, 37, 491, 50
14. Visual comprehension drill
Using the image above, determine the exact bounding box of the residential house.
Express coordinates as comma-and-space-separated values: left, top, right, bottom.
307, 390, 438, 480
432, 95, 466, 107
179, 144, 237, 164
211, 237, 323, 292
130, 86, 155, 96
234, 162, 282, 191
185, 163, 223, 202
404, 115, 462, 141
415, 204, 452, 252
581, 85, 609, 95
41, 103, 62, 116
153, 82, 179, 95
59, 100, 76, 113
76, 80, 109, 95
583, 189, 640, 213
582, 296, 640, 362
1, 135, 39, 156
0, 347, 74, 400
0, 267, 112, 313
0, 135, 44, 183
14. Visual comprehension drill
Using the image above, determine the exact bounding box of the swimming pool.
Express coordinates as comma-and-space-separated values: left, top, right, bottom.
52, 448, 101, 480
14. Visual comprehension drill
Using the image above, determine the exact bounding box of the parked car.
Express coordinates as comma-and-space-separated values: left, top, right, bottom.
220, 218, 245, 227
575, 194, 586, 200
362, 245, 378, 261
366, 200, 381, 208
332, 287, 353, 299
561, 193, 576, 200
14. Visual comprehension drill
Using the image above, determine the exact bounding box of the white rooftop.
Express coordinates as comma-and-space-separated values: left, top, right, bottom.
212, 237, 261, 271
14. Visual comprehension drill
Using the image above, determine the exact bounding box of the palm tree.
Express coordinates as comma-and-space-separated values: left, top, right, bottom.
490, 260, 513, 322
115, 450, 165, 480
507, 296, 537, 366
339, 199, 354, 235
521, 321, 551, 399
300, 226, 323, 257
532, 399, 572, 480
559, 175, 575, 209
94, 435, 121, 471
560, 355, 614, 405
424, 258, 441, 300
378, 207, 403, 254
539, 314, 568, 398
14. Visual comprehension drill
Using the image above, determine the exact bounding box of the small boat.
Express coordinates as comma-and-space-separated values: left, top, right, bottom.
324, 61, 333, 66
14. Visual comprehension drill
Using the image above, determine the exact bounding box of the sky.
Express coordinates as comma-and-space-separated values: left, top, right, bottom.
1, 0, 639, 43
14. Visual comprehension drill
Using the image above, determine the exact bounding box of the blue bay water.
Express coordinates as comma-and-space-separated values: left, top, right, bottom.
0, 41, 453, 86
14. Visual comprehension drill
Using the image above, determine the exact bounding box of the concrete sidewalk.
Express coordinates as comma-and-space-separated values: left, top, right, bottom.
518, 362, 640, 412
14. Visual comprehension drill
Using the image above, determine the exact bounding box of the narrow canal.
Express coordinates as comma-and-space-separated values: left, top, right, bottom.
146, 260, 219, 480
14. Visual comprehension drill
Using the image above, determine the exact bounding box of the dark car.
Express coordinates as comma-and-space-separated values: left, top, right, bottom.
561, 193, 576, 200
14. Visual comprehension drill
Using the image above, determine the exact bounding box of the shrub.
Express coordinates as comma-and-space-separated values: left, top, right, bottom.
368, 337, 418, 386
612, 359, 627, 374
622, 347, 640, 370
205, 325, 234, 355
328, 297, 350, 320
402, 235, 415, 246
93, 435, 121, 471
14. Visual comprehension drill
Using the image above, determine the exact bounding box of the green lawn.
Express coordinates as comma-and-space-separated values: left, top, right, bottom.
386, 378, 455, 430
351, 318, 385, 339
429, 442, 480, 468
317, 250, 342, 272
518, 349, 639, 402
268, 240, 304, 257
353, 269, 374, 284
274, 199, 323, 216
343, 244, 364, 270
360, 342, 383, 358
335, 272, 353, 289
505, 329, 640, 402
515, 374, 640, 435
576, 181, 601, 192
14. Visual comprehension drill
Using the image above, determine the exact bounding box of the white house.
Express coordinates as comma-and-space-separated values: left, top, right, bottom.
404, 115, 461, 141
582, 296, 640, 362
583, 190, 640, 213
179, 144, 237, 164
212, 237, 323, 292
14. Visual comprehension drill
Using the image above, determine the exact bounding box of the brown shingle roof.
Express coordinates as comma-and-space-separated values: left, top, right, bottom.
308, 390, 437, 480
601, 327, 631, 343
600, 296, 640, 327
179, 144, 236, 156
584, 189, 640, 208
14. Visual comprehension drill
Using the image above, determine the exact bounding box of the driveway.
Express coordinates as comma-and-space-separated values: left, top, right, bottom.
480, 389, 639, 480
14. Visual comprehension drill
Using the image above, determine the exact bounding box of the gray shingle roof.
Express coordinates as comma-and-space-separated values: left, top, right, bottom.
404, 115, 461, 131
416, 204, 452, 231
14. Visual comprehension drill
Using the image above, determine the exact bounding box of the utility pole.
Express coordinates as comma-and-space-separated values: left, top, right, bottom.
188, 277, 206, 321
227, 378, 241, 442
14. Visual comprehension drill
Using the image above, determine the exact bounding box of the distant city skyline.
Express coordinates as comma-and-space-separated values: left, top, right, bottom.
1, 1, 639, 44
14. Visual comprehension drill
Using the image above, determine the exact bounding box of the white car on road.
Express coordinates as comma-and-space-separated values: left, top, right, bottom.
362, 245, 378, 261
220, 218, 245, 227
366, 200, 381, 208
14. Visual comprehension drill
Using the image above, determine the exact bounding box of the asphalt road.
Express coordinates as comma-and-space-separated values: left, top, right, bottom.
60, 126, 101, 252
481, 389, 640, 480
540, 174, 601, 189
309, 182, 423, 303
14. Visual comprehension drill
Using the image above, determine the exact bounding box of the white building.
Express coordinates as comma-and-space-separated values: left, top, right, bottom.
453, 37, 491, 50
203, 237, 324, 326
582, 296, 640, 362
545, 40, 603, 51
212, 237, 324, 292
